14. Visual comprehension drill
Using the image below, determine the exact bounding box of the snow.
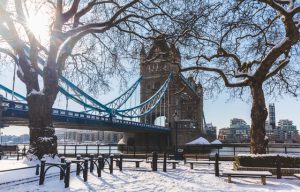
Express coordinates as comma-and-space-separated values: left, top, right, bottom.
186, 137, 210, 145
117, 138, 125, 145
38, 137, 53, 142
211, 139, 222, 145
27, 89, 45, 97
1, 158, 300, 191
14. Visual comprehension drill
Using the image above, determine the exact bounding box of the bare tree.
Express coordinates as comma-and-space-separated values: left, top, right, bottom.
0, 0, 165, 159
173, 0, 300, 153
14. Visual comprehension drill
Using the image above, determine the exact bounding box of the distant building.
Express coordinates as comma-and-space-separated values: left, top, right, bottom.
218, 118, 250, 143
269, 103, 276, 129
204, 123, 217, 141
274, 119, 298, 143
56, 130, 123, 144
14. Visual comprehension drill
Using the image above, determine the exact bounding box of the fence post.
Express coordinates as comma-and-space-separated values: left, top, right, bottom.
134, 145, 136, 158
109, 155, 114, 174
215, 153, 219, 177
90, 154, 94, 173
119, 154, 123, 171
163, 152, 167, 172
233, 146, 236, 156
152, 152, 157, 171
85, 145, 88, 157
83, 158, 88, 182
39, 159, 46, 185
75, 145, 77, 157
65, 161, 71, 188
109, 145, 111, 155
101, 154, 105, 170
276, 155, 282, 179
64, 145, 66, 156
97, 145, 100, 156
76, 155, 81, 175
35, 164, 40, 175
97, 156, 102, 177
285, 146, 287, 154
60, 156, 65, 180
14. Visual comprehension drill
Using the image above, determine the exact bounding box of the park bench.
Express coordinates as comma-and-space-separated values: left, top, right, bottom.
294, 174, 300, 180
223, 170, 272, 185
115, 159, 144, 168
146, 159, 179, 169
0, 145, 21, 160
186, 160, 218, 169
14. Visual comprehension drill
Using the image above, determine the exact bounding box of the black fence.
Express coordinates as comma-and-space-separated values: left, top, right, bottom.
1, 143, 300, 160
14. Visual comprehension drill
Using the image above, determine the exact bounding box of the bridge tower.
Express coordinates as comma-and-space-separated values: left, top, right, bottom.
125, 34, 204, 147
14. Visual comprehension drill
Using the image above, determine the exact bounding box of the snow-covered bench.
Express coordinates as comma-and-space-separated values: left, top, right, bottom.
223, 170, 272, 185
294, 174, 300, 179
115, 159, 144, 168
186, 160, 218, 169
147, 159, 179, 169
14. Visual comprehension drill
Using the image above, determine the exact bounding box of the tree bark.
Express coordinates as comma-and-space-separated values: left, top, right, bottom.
27, 93, 58, 159
250, 83, 268, 154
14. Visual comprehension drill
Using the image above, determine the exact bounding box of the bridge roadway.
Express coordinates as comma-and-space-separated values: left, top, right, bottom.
1, 100, 170, 133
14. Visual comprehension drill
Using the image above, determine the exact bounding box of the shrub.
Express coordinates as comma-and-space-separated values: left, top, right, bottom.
235, 154, 300, 168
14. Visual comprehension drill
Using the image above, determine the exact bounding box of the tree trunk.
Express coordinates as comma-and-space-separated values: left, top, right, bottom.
27, 93, 58, 159
250, 83, 268, 154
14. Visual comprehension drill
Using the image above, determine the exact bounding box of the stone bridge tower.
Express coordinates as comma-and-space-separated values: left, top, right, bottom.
132, 34, 204, 147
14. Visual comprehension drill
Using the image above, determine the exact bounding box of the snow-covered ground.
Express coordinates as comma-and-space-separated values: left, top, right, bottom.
0, 158, 300, 192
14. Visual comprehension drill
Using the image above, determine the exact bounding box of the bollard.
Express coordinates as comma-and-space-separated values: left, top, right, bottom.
65, 161, 71, 188
39, 159, 46, 185
119, 154, 123, 171
83, 158, 88, 182
152, 152, 158, 171
17, 153, 19, 161
109, 155, 114, 174
214, 153, 219, 177
101, 154, 105, 170
35, 164, 40, 175
90, 154, 94, 173
60, 157, 66, 180
276, 155, 282, 179
163, 152, 167, 172
76, 155, 81, 175
97, 156, 102, 177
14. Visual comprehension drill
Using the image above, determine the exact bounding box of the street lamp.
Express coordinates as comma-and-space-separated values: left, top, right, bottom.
173, 110, 179, 160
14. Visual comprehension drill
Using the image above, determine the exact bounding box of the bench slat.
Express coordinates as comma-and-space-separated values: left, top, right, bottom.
223, 170, 272, 176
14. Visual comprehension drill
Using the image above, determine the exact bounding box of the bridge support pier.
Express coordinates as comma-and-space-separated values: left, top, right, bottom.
121, 132, 169, 151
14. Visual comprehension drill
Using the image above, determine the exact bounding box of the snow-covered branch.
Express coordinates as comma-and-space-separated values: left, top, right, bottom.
266, 57, 290, 79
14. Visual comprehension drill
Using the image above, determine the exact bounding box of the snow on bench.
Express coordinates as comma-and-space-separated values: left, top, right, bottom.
294, 174, 300, 179
146, 159, 180, 169
114, 159, 144, 168
223, 170, 272, 185
185, 160, 218, 169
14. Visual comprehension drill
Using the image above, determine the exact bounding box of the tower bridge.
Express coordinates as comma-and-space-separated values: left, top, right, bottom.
0, 35, 204, 147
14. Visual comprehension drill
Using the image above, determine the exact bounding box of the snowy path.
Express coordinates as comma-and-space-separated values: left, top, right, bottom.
0, 159, 300, 192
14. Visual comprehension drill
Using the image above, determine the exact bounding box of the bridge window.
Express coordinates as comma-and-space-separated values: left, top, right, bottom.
53, 110, 59, 114
96, 116, 100, 120
60, 111, 66, 115
74, 113, 79, 117
91, 116, 95, 119
80, 114, 85, 118
68, 112, 73, 116
86, 115, 90, 118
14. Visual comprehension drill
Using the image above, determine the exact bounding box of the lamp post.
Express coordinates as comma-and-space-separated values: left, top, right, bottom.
173, 110, 179, 160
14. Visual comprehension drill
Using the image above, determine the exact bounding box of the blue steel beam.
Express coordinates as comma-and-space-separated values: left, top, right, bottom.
0, 84, 26, 100
105, 76, 142, 109
116, 73, 172, 118
2, 100, 170, 133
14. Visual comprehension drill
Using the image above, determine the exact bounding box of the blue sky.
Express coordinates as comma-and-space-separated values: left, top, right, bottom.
1, 65, 300, 136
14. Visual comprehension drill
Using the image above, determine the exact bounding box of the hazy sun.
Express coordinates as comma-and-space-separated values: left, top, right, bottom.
25, 2, 52, 41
